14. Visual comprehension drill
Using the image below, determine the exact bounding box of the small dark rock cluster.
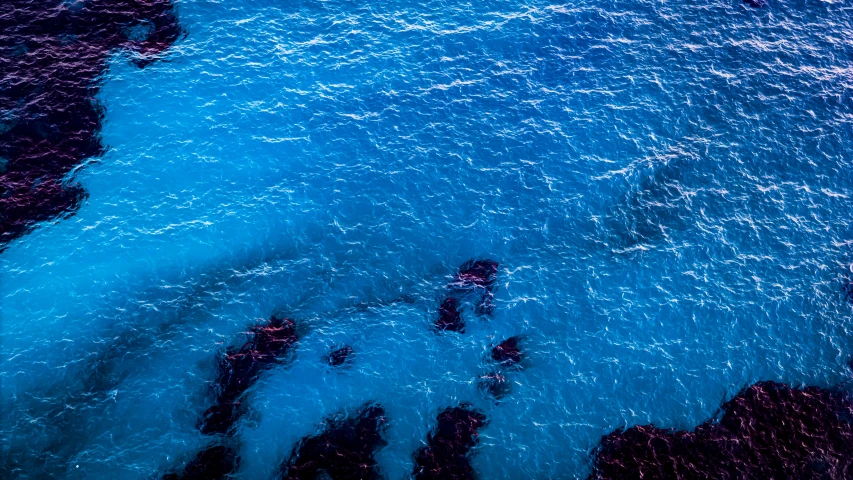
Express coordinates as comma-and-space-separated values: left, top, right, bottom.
162, 259, 518, 478
434, 260, 499, 333
479, 336, 524, 399
454, 260, 499, 317
491, 336, 522, 367
281, 403, 388, 480
164, 316, 298, 479
162, 446, 239, 480
412, 405, 489, 480
325, 345, 355, 367
477, 372, 511, 399
436, 297, 464, 333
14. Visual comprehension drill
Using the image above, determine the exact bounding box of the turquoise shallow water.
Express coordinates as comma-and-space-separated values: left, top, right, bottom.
2, 0, 853, 478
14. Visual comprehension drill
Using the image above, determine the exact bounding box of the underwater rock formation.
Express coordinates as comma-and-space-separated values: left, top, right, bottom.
451, 260, 499, 317
478, 372, 511, 399
454, 260, 499, 290
162, 445, 239, 480
281, 403, 388, 480
200, 316, 298, 435
412, 404, 488, 480
325, 345, 354, 367
433, 260, 499, 334
0, 0, 182, 247
491, 337, 523, 367
588, 381, 853, 480
478, 337, 524, 399
436, 297, 464, 333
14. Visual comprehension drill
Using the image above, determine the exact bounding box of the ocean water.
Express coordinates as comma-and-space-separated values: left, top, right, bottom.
2, 0, 853, 478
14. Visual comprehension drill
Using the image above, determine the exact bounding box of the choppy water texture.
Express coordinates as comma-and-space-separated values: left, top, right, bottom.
2, 0, 853, 478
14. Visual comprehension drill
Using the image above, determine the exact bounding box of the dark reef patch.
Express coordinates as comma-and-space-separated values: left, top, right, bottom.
200, 316, 298, 435
491, 336, 523, 367
588, 381, 853, 480
325, 344, 354, 367
412, 404, 488, 480
0, 0, 182, 247
454, 260, 498, 290
478, 336, 524, 399
436, 297, 464, 333
163, 445, 239, 480
478, 371, 510, 399
281, 403, 387, 480
433, 259, 499, 334
452, 260, 499, 316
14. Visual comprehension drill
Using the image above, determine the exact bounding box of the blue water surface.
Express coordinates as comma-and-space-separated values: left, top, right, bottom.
2, 0, 853, 478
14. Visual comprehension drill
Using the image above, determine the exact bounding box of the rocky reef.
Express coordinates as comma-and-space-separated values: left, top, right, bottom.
325, 345, 354, 367
452, 260, 499, 317
435, 297, 464, 333
162, 446, 239, 480
491, 336, 522, 367
281, 403, 387, 480
412, 404, 488, 480
434, 259, 500, 334
0, 0, 182, 247
588, 381, 853, 480
477, 336, 525, 400
200, 316, 299, 435
165, 316, 298, 478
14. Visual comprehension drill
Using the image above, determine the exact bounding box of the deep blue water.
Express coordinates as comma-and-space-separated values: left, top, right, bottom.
2, 0, 853, 478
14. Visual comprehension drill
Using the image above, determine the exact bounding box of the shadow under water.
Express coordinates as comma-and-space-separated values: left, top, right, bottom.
602, 140, 708, 250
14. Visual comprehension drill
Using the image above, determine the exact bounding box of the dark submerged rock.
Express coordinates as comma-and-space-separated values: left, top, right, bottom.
450, 260, 499, 317
200, 316, 298, 435
326, 345, 354, 367
491, 336, 522, 367
436, 297, 464, 333
412, 404, 488, 480
588, 381, 853, 480
478, 337, 523, 399
162, 445, 239, 480
478, 372, 511, 399
199, 403, 242, 437
281, 403, 388, 480
454, 260, 499, 290
250, 316, 299, 358
0, 0, 182, 247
